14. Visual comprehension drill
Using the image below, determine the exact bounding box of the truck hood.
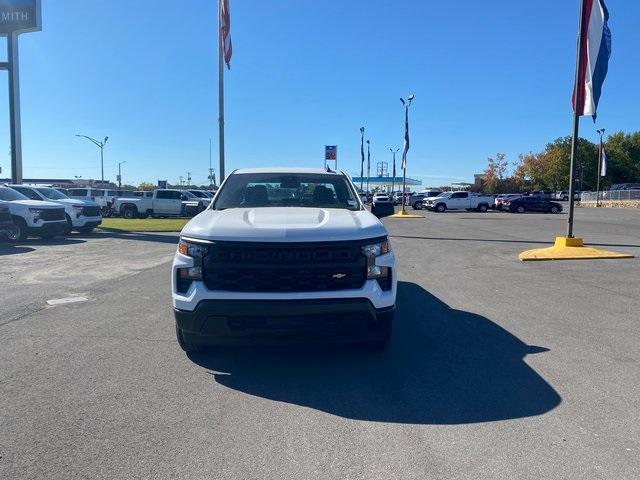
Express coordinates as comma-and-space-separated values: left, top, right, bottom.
181, 207, 388, 243
54, 198, 99, 207
7, 199, 63, 208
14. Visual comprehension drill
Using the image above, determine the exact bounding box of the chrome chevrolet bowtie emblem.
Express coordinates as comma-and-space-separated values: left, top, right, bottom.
332, 273, 347, 279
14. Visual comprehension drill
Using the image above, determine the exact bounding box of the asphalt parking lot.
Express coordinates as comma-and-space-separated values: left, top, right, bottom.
1, 208, 639, 479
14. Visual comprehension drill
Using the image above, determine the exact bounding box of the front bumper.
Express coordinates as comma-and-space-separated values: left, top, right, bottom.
174, 298, 395, 345
27, 220, 66, 237
71, 216, 102, 228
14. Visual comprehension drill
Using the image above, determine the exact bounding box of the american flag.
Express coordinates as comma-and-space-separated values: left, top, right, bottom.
572, 0, 611, 119
220, 0, 232, 69
599, 139, 607, 177
401, 106, 409, 170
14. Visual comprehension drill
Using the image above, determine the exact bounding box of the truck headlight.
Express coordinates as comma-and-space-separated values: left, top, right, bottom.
362, 239, 392, 290
73, 205, 84, 218
177, 239, 208, 281
29, 208, 45, 221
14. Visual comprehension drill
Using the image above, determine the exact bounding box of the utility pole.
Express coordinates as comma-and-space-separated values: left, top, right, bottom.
179, 176, 184, 188
187, 172, 192, 187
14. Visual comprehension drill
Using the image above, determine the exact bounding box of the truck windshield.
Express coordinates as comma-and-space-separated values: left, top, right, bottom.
0, 187, 29, 201
37, 188, 69, 200
214, 173, 360, 211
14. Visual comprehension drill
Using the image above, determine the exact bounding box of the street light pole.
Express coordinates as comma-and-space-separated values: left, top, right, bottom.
596, 128, 605, 207
118, 161, 126, 188
76, 134, 109, 183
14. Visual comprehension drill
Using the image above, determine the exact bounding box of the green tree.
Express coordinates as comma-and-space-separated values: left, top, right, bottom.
138, 182, 155, 191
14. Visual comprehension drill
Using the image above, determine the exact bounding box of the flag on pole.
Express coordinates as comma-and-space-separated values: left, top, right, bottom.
220, 0, 232, 69
573, 0, 611, 119
401, 106, 409, 170
600, 140, 607, 176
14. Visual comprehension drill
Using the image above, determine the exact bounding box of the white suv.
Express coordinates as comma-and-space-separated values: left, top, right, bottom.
0, 186, 67, 241
8, 185, 102, 234
172, 168, 397, 352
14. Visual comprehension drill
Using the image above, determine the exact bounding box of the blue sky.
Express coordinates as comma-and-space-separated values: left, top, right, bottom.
0, 0, 638, 187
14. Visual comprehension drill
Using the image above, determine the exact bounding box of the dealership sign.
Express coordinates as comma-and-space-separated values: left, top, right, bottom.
0, 0, 41, 34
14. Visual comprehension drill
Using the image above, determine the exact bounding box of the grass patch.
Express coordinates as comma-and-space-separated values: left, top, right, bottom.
98, 218, 189, 232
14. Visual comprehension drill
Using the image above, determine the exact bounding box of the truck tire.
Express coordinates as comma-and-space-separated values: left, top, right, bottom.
413, 201, 423, 210
477, 203, 488, 213
435, 203, 446, 213
11, 216, 27, 242
516, 205, 526, 213
122, 206, 138, 219
550, 205, 560, 214
176, 324, 203, 354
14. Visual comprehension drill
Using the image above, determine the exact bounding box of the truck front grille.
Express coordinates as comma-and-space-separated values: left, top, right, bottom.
82, 206, 101, 217
202, 241, 369, 293
41, 208, 65, 221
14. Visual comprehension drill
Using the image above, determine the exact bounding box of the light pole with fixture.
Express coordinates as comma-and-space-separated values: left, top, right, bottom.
359, 127, 365, 192
76, 134, 109, 183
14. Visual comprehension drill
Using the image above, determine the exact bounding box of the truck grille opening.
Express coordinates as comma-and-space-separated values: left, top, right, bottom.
81, 206, 101, 217
40, 208, 65, 221
202, 240, 370, 293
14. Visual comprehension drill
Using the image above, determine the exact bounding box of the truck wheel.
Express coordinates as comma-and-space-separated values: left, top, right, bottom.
477, 203, 488, 213
550, 206, 560, 214
123, 207, 137, 219
435, 203, 446, 213
516, 206, 526, 213
176, 324, 203, 354
413, 201, 423, 210
11, 217, 27, 242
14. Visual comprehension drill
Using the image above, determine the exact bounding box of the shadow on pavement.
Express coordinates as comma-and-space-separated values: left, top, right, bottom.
189, 281, 561, 425
76, 230, 179, 245
390, 235, 640, 249
0, 245, 35, 256
25, 238, 86, 246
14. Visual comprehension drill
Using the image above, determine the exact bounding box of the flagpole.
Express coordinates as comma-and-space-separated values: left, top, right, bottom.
596, 128, 604, 207
567, 0, 588, 238
218, 0, 226, 183
360, 127, 365, 192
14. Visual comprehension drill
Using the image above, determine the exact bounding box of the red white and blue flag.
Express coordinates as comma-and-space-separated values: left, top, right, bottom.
573, 0, 611, 119
599, 140, 607, 177
220, 0, 232, 69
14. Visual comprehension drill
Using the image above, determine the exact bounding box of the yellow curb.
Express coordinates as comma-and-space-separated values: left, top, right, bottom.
519, 237, 635, 261
389, 211, 424, 219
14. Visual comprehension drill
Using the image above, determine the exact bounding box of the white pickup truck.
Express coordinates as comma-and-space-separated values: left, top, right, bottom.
172, 167, 396, 352
113, 189, 185, 219
424, 191, 493, 212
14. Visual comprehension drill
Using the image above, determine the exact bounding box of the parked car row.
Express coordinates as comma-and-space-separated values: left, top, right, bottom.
0, 185, 95, 242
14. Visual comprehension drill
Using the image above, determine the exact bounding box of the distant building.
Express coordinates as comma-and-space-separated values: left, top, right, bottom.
351, 176, 421, 192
